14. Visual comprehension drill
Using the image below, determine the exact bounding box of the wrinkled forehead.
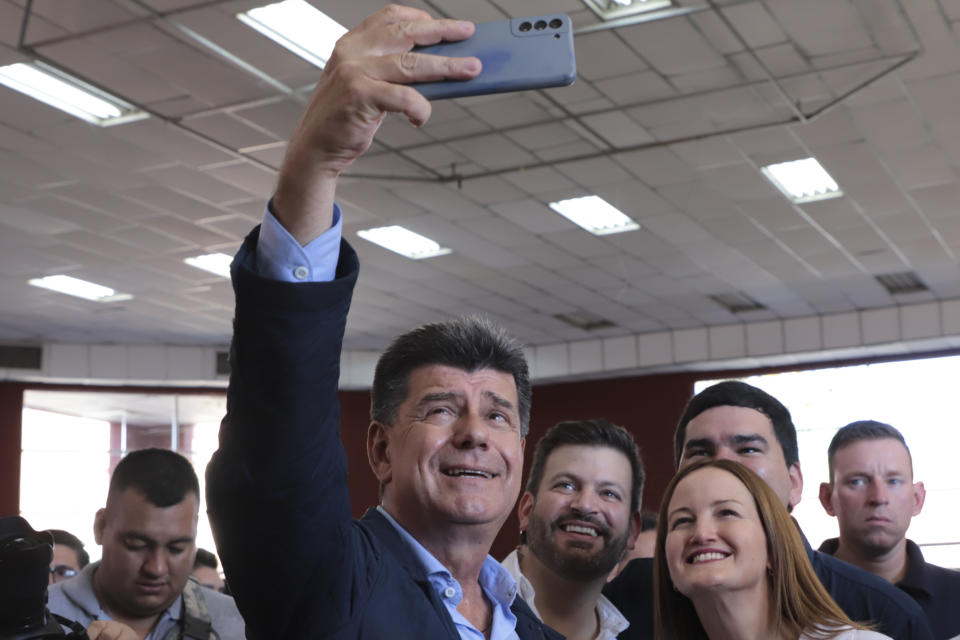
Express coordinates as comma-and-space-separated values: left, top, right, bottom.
670, 466, 754, 511
833, 436, 913, 472
684, 405, 777, 445
542, 444, 633, 483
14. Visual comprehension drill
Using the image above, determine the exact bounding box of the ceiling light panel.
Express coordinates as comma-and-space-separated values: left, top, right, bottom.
237, 0, 347, 69
761, 158, 842, 204
356, 226, 452, 260
548, 195, 640, 236
28, 275, 132, 302
0, 62, 147, 127
184, 253, 233, 279
582, 0, 672, 21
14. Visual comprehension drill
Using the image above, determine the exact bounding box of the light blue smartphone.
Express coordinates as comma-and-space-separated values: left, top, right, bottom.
412, 15, 576, 100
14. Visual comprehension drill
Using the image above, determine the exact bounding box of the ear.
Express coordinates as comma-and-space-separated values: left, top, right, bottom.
624, 509, 642, 552
517, 491, 535, 534
818, 482, 837, 516
366, 421, 393, 488
787, 462, 804, 511
912, 480, 926, 516
93, 508, 107, 545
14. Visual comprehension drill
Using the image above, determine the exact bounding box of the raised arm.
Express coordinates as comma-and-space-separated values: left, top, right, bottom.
205, 7, 480, 638
270, 4, 480, 245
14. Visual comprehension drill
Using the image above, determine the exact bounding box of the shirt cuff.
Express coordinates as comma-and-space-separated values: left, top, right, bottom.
256, 203, 343, 283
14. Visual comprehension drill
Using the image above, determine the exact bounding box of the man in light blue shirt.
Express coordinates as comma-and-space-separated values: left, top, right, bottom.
206, 5, 563, 639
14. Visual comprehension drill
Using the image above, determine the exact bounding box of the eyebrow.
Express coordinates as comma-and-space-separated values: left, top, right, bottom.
417, 392, 462, 407
484, 391, 516, 412
684, 433, 768, 451
417, 390, 516, 412
668, 499, 744, 519
122, 532, 194, 546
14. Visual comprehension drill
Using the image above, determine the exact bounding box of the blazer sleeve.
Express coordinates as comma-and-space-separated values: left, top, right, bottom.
206, 226, 364, 638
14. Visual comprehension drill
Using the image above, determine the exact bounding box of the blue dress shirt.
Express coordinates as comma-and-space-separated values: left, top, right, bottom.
256, 203, 342, 282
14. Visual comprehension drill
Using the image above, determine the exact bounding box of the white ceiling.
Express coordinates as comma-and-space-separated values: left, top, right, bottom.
1, 0, 959, 359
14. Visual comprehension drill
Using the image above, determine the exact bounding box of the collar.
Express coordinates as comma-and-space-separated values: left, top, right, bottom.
60, 561, 182, 625
375, 506, 519, 609
897, 540, 934, 598
793, 517, 816, 562
501, 548, 629, 639
819, 537, 934, 598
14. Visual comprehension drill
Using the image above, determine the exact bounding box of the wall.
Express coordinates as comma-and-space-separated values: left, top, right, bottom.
4, 345, 957, 559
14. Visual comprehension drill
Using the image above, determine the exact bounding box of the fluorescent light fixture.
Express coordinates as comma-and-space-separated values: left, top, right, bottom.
357, 226, 451, 260
28, 275, 132, 302
238, 0, 347, 69
548, 195, 640, 236
761, 157, 842, 204
0, 62, 147, 127
184, 253, 233, 279
582, 0, 673, 21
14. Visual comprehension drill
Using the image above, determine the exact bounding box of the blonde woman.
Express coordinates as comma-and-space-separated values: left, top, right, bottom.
654, 459, 891, 640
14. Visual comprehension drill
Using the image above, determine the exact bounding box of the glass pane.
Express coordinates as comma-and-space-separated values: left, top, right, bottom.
20, 389, 226, 565
696, 353, 960, 568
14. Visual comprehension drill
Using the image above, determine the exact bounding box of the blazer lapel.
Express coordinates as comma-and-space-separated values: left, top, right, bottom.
360, 508, 461, 638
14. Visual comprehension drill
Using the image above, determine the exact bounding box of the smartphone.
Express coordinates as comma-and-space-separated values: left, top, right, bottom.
412, 15, 576, 100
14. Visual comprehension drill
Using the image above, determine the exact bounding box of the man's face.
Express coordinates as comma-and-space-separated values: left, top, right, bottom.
369, 365, 525, 540
518, 444, 639, 582
819, 438, 924, 556
679, 405, 803, 510
191, 566, 223, 592
93, 488, 198, 619
49, 545, 81, 584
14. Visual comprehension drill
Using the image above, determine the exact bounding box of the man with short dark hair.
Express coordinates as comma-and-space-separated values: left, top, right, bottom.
48, 448, 244, 640
502, 419, 642, 640
819, 420, 960, 639
605, 380, 934, 640
45, 529, 90, 584
191, 549, 223, 593
205, 8, 561, 638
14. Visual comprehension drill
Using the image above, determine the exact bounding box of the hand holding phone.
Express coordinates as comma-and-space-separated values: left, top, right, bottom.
412, 15, 576, 100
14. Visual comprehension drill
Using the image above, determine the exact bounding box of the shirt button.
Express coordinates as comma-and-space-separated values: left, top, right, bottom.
293, 265, 309, 280
443, 586, 456, 599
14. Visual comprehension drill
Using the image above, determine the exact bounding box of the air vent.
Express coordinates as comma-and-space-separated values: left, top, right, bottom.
553, 312, 616, 331
0, 345, 42, 370
875, 271, 928, 295
215, 351, 231, 375
709, 293, 767, 314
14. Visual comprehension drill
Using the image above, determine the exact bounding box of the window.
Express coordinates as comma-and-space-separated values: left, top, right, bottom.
20, 390, 226, 563
697, 353, 960, 569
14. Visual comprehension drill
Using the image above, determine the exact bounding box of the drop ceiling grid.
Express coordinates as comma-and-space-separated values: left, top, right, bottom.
0, 0, 957, 360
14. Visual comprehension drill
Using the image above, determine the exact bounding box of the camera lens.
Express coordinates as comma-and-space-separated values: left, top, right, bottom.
534, 20, 547, 30
549, 18, 562, 29
519, 21, 532, 32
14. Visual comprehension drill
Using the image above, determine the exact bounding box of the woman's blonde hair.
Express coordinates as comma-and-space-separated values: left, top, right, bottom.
653, 459, 869, 640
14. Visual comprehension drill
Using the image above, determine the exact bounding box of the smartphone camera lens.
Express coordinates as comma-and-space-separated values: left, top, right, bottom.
519, 21, 532, 32
549, 18, 562, 29
534, 19, 547, 30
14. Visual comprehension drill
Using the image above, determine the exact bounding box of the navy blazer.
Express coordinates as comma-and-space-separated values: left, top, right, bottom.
207, 229, 561, 640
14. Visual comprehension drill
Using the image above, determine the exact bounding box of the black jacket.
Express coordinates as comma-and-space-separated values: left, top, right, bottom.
207, 230, 561, 640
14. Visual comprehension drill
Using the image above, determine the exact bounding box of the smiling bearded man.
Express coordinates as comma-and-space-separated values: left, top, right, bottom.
502, 419, 643, 640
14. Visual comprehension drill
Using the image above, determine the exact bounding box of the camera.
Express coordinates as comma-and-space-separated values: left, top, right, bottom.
0, 517, 88, 640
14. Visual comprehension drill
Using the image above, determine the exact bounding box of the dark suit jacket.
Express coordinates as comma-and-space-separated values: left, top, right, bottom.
206, 229, 561, 640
